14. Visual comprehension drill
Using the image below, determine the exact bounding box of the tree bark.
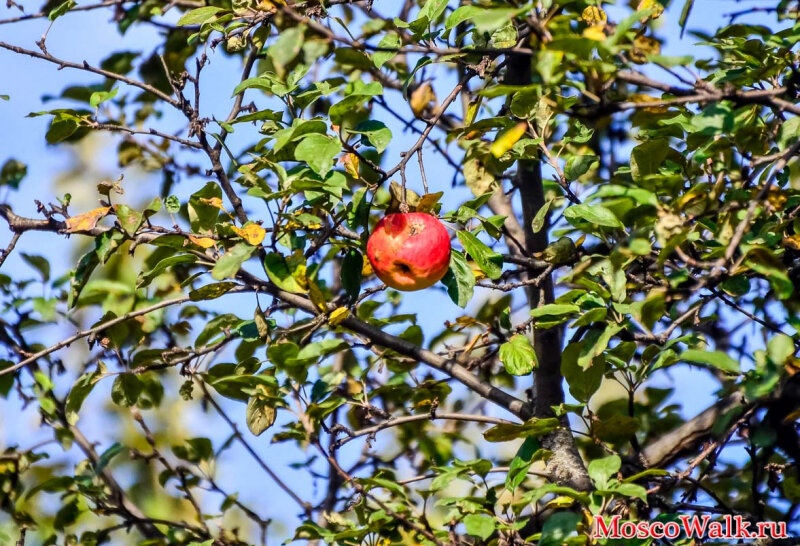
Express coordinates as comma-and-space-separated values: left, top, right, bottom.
504, 53, 592, 491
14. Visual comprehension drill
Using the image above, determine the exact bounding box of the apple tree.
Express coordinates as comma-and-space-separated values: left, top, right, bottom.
0, 0, 800, 544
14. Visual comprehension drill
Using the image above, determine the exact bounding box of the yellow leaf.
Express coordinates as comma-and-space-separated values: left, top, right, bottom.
783, 235, 800, 251
361, 255, 374, 277
65, 207, 111, 233
288, 251, 309, 291
256, 0, 284, 12
465, 98, 481, 126
469, 260, 487, 281
491, 121, 528, 158
582, 24, 606, 41
581, 6, 607, 25
340, 153, 360, 178
328, 307, 351, 326
232, 223, 266, 245
416, 192, 444, 214
455, 315, 478, 329
188, 235, 216, 248
410, 81, 436, 118
631, 36, 661, 63
546, 495, 576, 509
200, 196, 228, 215
629, 93, 668, 113
637, 0, 664, 20
783, 407, 800, 423
346, 377, 363, 395
767, 187, 787, 210
307, 276, 327, 311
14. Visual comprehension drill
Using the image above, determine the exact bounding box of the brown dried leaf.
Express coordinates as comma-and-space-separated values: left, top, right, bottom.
410, 81, 436, 118
65, 207, 111, 233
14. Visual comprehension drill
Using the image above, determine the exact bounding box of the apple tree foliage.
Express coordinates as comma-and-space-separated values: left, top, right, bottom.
1, 0, 800, 544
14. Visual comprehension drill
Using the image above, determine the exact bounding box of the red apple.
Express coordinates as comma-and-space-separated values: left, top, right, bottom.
366, 212, 451, 291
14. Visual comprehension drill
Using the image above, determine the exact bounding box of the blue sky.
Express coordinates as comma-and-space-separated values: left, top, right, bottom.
0, 0, 792, 542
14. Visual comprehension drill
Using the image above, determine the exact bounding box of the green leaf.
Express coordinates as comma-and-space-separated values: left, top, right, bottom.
65, 363, 106, 425
0, 159, 27, 189
137, 254, 196, 288
678, 0, 694, 37
483, 417, 560, 442
246, 396, 276, 436
563, 204, 623, 229
539, 512, 580, 546
350, 120, 393, 153
263, 252, 307, 293
445, 5, 528, 33
111, 374, 143, 407
441, 250, 475, 308
681, 349, 740, 375
373, 32, 401, 68
177, 6, 223, 26
577, 323, 622, 369
745, 249, 794, 300
531, 199, 552, 233
499, 334, 537, 375
561, 342, 604, 403
20, 253, 49, 281
418, 0, 449, 22
46, 113, 79, 143
564, 154, 597, 181
587, 454, 621, 489
608, 482, 648, 502
165, 195, 181, 214
294, 134, 341, 178
268, 25, 305, 73
464, 514, 495, 541
89, 87, 118, 108
212, 243, 254, 280
341, 249, 363, 301
457, 231, 503, 280
172, 437, 213, 463
69, 231, 125, 308
530, 304, 580, 318
595, 414, 640, 443
630, 140, 668, 182
48, 0, 76, 20
115, 204, 142, 236
190, 282, 239, 301
95, 442, 124, 473
188, 182, 222, 233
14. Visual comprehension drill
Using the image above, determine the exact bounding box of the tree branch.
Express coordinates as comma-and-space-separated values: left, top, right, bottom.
641, 392, 745, 469
332, 412, 515, 449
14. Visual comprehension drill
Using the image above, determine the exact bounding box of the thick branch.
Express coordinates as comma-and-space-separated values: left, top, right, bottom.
507, 52, 592, 491
641, 392, 745, 469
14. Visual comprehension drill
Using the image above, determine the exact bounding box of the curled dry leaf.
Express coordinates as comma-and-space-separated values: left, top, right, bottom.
199, 196, 226, 211
65, 207, 111, 233
340, 153, 360, 178
410, 81, 437, 118
188, 235, 216, 248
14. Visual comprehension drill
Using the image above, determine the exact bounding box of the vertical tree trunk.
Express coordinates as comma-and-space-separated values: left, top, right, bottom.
506, 53, 592, 491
